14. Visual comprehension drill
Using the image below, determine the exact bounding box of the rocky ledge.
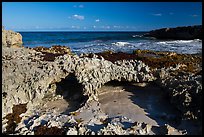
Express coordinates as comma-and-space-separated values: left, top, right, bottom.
2, 29, 202, 135
143, 25, 202, 40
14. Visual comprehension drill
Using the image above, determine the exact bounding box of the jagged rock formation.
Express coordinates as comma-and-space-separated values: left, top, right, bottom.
2, 26, 23, 47
2, 46, 202, 135
91, 50, 202, 120
144, 25, 202, 40
96, 49, 202, 73
2, 46, 155, 118
157, 70, 202, 120
2, 29, 202, 135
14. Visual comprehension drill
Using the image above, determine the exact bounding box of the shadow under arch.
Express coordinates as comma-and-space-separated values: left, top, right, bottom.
55, 73, 88, 114
98, 80, 182, 127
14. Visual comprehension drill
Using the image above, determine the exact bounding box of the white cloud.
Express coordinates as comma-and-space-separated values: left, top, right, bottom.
190, 14, 198, 17
95, 19, 100, 22
72, 14, 85, 20
12, 26, 27, 30
93, 25, 96, 28
152, 13, 162, 16
106, 26, 110, 29
98, 26, 110, 29
73, 4, 84, 8
79, 5, 84, 8
71, 26, 80, 29
114, 25, 125, 29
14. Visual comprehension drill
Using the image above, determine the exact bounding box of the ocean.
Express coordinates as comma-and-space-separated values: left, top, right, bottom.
19, 31, 202, 55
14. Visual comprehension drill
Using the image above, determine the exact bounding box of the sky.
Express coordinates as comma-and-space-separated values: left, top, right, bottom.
2, 2, 202, 31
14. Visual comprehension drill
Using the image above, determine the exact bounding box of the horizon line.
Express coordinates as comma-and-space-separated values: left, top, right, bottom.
16, 30, 149, 32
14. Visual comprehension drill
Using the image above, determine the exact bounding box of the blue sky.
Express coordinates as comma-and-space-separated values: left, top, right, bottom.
2, 2, 202, 31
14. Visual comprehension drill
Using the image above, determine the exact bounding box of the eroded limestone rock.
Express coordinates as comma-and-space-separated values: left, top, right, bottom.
2, 29, 202, 135
2, 27, 23, 47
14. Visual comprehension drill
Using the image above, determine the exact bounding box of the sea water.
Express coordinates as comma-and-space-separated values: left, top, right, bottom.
19, 31, 202, 55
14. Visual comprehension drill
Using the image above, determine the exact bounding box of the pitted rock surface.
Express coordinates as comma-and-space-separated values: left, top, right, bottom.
2, 27, 23, 47
2, 29, 202, 135
156, 70, 202, 120
2, 46, 155, 118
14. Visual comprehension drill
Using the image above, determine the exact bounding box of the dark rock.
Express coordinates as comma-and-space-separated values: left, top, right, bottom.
33, 45, 73, 61
144, 25, 202, 40
4, 103, 27, 134
34, 125, 66, 135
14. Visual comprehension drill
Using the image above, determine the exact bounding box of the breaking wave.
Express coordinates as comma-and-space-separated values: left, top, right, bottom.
111, 42, 132, 46
20, 32, 202, 55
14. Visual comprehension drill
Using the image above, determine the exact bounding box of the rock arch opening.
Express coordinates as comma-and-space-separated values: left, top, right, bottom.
56, 73, 88, 114
98, 80, 181, 127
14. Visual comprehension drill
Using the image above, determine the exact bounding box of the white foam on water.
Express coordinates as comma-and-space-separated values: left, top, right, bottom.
132, 35, 142, 38
111, 42, 131, 47
156, 39, 201, 45
70, 39, 202, 55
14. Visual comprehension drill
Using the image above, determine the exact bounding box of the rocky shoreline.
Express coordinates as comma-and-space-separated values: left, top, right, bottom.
2, 28, 202, 135
143, 25, 202, 40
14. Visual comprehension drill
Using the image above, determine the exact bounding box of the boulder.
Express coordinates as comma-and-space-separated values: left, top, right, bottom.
2, 26, 23, 47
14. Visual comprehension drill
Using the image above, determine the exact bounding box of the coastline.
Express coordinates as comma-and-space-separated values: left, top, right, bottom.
19, 30, 202, 55
2, 27, 202, 135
